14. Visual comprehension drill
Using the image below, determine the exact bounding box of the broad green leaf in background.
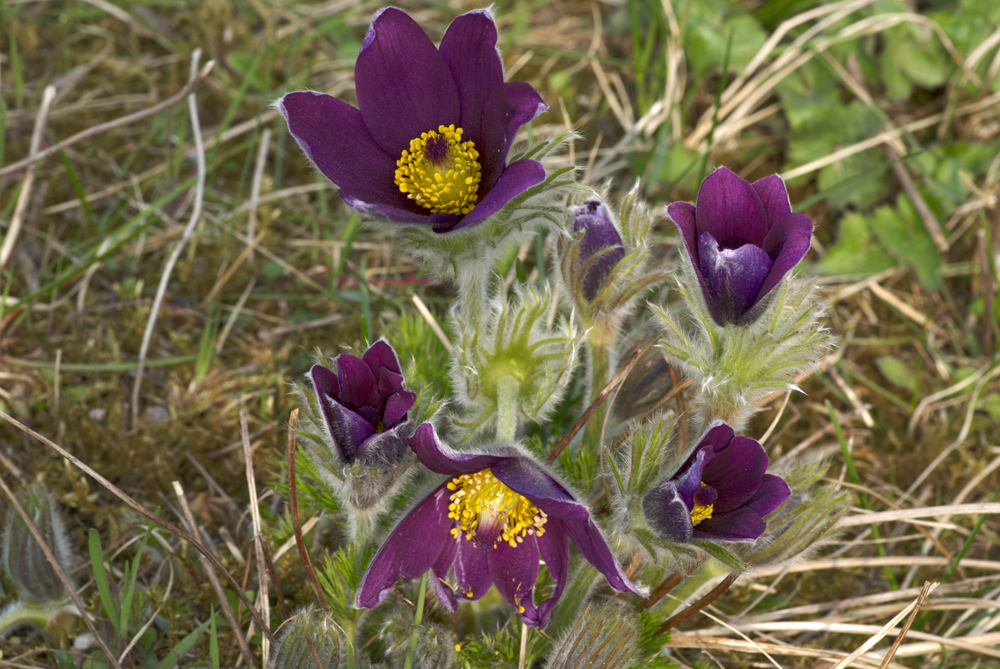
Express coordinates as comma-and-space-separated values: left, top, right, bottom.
685, 1, 767, 78
875, 355, 917, 391
817, 150, 892, 210
816, 213, 895, 276
869, 196, 943, 290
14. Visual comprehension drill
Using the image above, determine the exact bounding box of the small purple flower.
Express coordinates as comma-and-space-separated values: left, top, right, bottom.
357, 424, 643, 628
573, 199, 626, 302
642, 422, 790, 543
278, 8, 548, 233
310, 339, 416, 465
667, 167, 813, 326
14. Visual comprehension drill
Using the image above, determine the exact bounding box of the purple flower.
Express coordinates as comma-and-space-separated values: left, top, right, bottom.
357, 424, 643, 628
278, 8, 548, 233
573, 199, 625, 302
310, 339, 416, 465
642, 422, 790, 543
667, 167, 813, 326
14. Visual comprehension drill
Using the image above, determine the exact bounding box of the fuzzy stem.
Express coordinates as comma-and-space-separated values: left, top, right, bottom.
0, 601, 73, 637
350, 509, 377, 549
403, 572, 428, 669
518, 621, 529, 669
495, 375, 520, 443
456, 264, 488, 327
582, 332, 613, 452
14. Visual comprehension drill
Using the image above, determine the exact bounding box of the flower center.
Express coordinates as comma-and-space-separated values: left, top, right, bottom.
447, 468, 547, 549
690, 482, 715, 527
395, 125, 482, 215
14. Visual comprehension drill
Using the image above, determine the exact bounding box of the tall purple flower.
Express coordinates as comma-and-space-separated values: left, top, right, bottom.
278, 8, 548, 233
642, 422, 790, 543
357, 424, 643, 628
572, 199, 625, 302
667, 167, 813, 326
310, 339, 416, 465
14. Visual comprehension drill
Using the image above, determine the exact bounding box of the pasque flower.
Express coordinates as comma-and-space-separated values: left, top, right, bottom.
279, 8, 548, 233
357, 424, 643, 627
667, 167, 813, 326
310, 339, 416, 465
642, 422, 790, 543
572, 199, 625, 302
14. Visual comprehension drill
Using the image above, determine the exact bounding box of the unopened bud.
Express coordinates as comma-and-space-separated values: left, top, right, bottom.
271, 608, 347, 669
545, 603, 637, 669
2, 483, 73, 604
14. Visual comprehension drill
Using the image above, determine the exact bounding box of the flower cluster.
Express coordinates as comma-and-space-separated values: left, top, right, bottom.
278, 5, 843, 664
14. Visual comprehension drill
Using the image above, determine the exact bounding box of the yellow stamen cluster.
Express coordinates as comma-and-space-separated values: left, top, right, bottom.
690, 482, 714, 526
446, 468, 547, 549
395, 124, 482, 215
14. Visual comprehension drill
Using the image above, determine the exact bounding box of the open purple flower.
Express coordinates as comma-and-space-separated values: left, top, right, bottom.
667, 167, 813, 326
310, 339, 416, 465
357, 424, 643, 628
573, 199, 625, 302
642, 422, 790, 543
278, 8, 548, 234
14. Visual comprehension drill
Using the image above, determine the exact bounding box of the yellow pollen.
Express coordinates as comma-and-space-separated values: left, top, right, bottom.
395, 124, 482, 215
446, 468, 547, 549
690, 482, 714, 526
455, 644, 462, 653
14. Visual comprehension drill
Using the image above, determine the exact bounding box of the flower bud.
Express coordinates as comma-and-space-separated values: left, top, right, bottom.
545, 603, 637, 669
571, 200, 625, 302
270, 608, 347, 669
2, 483, 73, 604
389, 625, 456, 669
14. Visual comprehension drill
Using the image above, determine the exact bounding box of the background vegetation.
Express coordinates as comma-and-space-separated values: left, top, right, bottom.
1, 0, 999, 666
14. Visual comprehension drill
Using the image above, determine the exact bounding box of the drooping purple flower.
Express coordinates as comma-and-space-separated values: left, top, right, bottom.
310, 339, 416, 465
642, 422, 790, 543
667, 167, 813, 326
278, 8, 548, 234
357, 424, 643, 628
573, 199, 626, 302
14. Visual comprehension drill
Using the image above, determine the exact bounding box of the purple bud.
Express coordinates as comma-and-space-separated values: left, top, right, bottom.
310, 339, 416, 465
573, 199, 626, 302
642, 422, 790, 543
667, 167, 814, 326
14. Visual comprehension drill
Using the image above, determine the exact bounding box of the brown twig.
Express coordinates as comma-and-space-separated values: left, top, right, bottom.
546, 335, 659, 463
0, 471, 123, 669
0, 407, 274, 643
657, 570, 742, 633
640, 572, 686, 611
173, 480, 256, 669
0, 61, 215, 180
241, 409, 271, 664
287, 408, 331, 614
668, 367, 689, 456
879, 581, 934, 669
885, 145, 948, 252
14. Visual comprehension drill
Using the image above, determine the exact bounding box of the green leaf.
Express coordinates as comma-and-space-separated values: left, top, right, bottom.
155, 617, 211, 669
815, 213, 895, 276
88, 529, 120, 636
817, 150, 891, 210
691, 541, 746, 571
869, 199, 942, 289
686, 4, 766, 78
875, 355, 917, 391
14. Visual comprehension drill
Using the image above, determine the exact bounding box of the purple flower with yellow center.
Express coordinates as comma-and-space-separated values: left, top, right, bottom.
573, 199, 626, 302
642, 422, 790, 543
310, 339, 416, 465
357, 424, 643, 628
667, 167, 814, 326
278, 8, 548, 233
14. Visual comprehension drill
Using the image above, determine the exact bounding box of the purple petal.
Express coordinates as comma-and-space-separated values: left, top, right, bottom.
535, 519, 569, 625
335, 353, 380, 409
356, 421, 409, 465
357, 484, 453, 608
668, 201, 719, 321
355, 7, 460, 156
744, 474, 791, 518
697, 232, 773, 324
755, 212, 814, 301
382, 389, 416, 428
563, 519, 644, 596
454, 537, 493, 602
673, 449, 710, 509
490, 457, 589, 522
700, 436, 768, 514
675, 423, 735, 477
438, 9, 504, 133
488, 536, 542, 627
378, 367, 406, 398
279, 92, 417, 212
445, 159, 545, 232
693, 506, 766, 542
695, 167, 768, 248
642, 480, 694, 543
322, 400, 376, 463
752, 174, 792, 222
476, 82, 548, 192
407, 423, 504, 475
341, 196, 458, 227
310, 364, 340, 402
574, 206, 625, 302
363, 339, 402, 376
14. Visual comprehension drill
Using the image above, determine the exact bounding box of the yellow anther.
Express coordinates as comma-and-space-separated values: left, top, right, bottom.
690, 482, 714, 526
395, 124, 482, 215
447, 468, 547, 549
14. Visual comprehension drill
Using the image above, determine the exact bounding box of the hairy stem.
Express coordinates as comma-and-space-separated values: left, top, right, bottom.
495, 375, 520, 443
